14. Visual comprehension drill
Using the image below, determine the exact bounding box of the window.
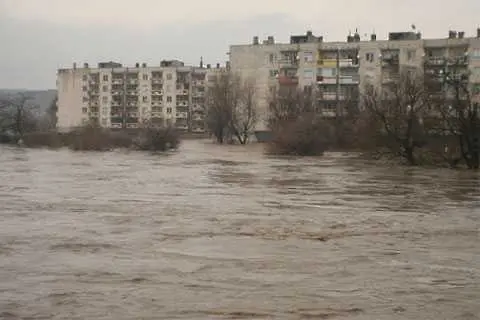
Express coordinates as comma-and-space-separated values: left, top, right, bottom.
365, 53, 374, 63
82, 107, 88, 114
269, 53, 275, 64
102, 107, 108, 115
269, 70, 279, 78
167, 107, 172, 113
166, 84, 172, 92
304, 69, 313, 80
176, 84, 181, 90
83, 97, 89, 102
103, 75, 109, 82
167, 96, 172, 103
102, 85, 108, 92
166, 73, 172, 80
471, 49, 480, 58
142, 107, 148, 114
82, 86, 87, 92
407, 50, 416, 61
142, 74, 148, 81
142, 96, 148, 103
102, 96, 108, 104
304, 52, 314, 62
82, 75, 88, 81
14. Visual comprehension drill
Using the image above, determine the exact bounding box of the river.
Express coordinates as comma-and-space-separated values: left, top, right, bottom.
0, 140, 479, 319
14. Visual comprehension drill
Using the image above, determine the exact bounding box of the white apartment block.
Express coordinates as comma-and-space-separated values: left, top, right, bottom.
57, 60, 223, 132
229, 28, 480, 133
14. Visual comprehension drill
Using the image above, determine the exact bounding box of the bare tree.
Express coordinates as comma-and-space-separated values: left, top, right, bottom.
362, 70, 430, 165
229, 79, 257, 144
0, 93, 38, 142
268, 85, 316, 130
428, 63, 480, 169
205, 72, 258, 144
267, 86, 331, 156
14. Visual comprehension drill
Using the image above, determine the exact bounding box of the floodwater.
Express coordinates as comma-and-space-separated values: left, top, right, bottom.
0, 140, 479, 320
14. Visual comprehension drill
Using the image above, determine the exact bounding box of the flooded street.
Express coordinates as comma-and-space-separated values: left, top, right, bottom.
0, 140, 479, 319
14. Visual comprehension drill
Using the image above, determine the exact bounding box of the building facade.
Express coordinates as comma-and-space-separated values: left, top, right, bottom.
229, 29, 480, 132
56, 60, 222, 132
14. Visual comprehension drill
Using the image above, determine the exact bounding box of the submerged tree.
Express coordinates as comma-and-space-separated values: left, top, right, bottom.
205, 72, 257, 144
362, 70, 430, 165
428, 62, 480, 169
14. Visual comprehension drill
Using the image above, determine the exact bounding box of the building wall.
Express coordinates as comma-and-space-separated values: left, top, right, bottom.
56, 64, 215, 132
229, 35, 480, 132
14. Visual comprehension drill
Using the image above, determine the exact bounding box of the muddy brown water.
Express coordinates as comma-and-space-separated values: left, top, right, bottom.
0, 140, 479, 319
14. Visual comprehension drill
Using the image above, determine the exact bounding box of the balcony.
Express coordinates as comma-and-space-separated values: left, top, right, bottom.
176, 112, 188, 119
192, 114, 203, 121
382, 75, 400, 84
339, 59, 359, 68
89, 90, 100, 96
127, 79, 138, 85
278, 58, 298, 69
317, 76, 336, 84
152, 101, 163, 107
112, 79, 123, 85
127, 91, 138, 96
320, 93, 337, 100
425, 56, 446, 65
151, 112, 163, 118
111, 123, 123, 129
192, 127, 205, 133
176, 101, 188, 107
448, 56, 469, 65
151, 79, 163, 84
317, 58, 337, 68
278, 75, 299, 86
128, 112, 139, 117
339, 76, 360, 84
192, 92, 205, 98
126, 123, 139, 129
111, 101, 121, 107
151, 91, 163, 96
112, 91, 123, 96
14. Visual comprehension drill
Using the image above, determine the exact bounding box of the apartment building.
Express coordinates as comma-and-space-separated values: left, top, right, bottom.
56, 60, 221, 132
229, 28, 480, 133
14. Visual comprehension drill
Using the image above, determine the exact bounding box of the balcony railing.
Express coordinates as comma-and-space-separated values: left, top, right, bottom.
176, 112, 188, 119
425, 56, 446, 65
176, 101, 188, 107
112, 80, 123, 85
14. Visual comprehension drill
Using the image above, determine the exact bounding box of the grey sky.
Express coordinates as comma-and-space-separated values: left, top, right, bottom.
1, 0, 479, 90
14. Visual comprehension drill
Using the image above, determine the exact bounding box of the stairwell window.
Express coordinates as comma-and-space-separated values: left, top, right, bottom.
167, 96, 172, 103
167, 107, 172, 113
365, 53, 374, 63
142, 96, 148, 103
103, 75, 109, 81
142, 74, 149, 81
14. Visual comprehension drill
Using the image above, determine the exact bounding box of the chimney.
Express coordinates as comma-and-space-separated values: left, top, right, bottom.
135, 62, 140, 68
477, 28, 480, 38
216, 63, 220, 69
267, 36, 275, 44
207, 64, 211, 69
200, 56, 204, 68
253, 36, 259, 45
347, 34, 354, 42
226, 61, 231, 70
353, 29, 360, 42
371, 33, 377, 41
83, 62, 89, 68
416, 32, 422, 40
458, 31, 465, 39
448, 30, 457, 39
73, 62, 77, 70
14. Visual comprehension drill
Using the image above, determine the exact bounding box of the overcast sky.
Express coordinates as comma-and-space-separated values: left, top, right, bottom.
1, 0, 479, 90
